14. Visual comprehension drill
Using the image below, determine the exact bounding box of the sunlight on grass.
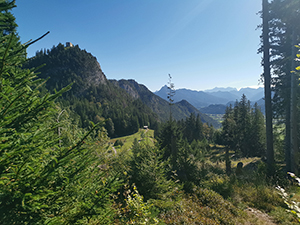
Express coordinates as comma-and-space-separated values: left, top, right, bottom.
109, 129, 155, 153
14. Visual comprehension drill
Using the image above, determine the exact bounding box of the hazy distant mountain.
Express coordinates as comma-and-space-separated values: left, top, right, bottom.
208, 91, 240, 101
155, 85, 228, 108
238, 87, 264, 101
205, 87, 238, 92
155, 85, 265, 114
198, 104, 228, 114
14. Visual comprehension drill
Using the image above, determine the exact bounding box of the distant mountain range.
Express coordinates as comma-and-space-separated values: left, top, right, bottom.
155, 86, 265, 114
111, 79, 220, 128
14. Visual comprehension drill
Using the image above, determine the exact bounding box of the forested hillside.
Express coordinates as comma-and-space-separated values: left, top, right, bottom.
25, 44, 220, 135
111, 79, 220, 127
24, 44, 160, 137
2, 0, 300, 224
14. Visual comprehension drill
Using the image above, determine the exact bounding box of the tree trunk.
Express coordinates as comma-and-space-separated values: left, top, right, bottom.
225, 147, 231, 175
262, 0, 275, 177
290, 31, 298, 174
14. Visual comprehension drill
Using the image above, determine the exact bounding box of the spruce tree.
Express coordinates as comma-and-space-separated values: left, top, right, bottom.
128, 142, 178, 206
0, 2, 121, 223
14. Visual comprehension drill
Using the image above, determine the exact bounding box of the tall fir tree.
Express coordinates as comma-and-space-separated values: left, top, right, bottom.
0, 2, 122, 223
265, 0, 300, 174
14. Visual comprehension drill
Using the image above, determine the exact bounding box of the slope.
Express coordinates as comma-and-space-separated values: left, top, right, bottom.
111, 79, 220, 128
24, 43, 159, 137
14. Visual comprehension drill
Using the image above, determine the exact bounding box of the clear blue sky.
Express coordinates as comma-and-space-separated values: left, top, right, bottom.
13, 0, 263, 92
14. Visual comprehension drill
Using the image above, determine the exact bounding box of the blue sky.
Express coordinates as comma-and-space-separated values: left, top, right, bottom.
13, 0, 263, 92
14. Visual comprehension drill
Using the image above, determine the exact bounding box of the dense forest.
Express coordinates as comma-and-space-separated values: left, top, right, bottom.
1, 0, 300, 224
24, 43, 159, 137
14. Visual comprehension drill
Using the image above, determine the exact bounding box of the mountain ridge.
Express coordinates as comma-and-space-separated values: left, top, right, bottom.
111, 80, 220, 128
155, 85, 264, 112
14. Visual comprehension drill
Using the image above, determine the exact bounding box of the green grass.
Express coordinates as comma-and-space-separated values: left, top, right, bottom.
207, 114, 224, 123
110, 128, 155, 153
202, 145, 300, 224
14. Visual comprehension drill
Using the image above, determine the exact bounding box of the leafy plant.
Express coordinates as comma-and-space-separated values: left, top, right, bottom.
115, 184, 160, 225
276, 172, 300, 222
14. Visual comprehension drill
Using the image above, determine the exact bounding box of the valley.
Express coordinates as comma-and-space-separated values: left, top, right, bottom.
2, 1, 300, 224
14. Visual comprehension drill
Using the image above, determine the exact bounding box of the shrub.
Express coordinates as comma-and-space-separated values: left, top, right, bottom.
128, 143, 180, 208
115, 185, 160, 225
159, 188, 243, 225
232, 184, 284, 212
114, 139, 124, 147
201, 173, 234, 199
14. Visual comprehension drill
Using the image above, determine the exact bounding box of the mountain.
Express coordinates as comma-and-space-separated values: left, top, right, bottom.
24, 43, 220, 137
155, 85, 227, 108
238, 87, 264, 101
111, 80, 220, 128
28, 43, 108, 94
198, 104, 228, 114
205, 87, 238, 92
208, 91, 240, 102
24, 43, 160, 137
155, 85, 265, 114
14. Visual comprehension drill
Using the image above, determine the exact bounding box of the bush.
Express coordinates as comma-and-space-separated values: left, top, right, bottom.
128, 143, 180, 207
159, 188, 243, 225
114, 139, 124, 147
201, 173, 234, 199
115, 185, 160, 224
232, 184, 285, 212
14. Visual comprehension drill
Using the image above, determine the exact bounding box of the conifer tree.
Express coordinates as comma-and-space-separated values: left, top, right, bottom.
264, 0, 300, 174
221, 96, 266, 157
0, 2, 121, 223
129, 142, 178, 204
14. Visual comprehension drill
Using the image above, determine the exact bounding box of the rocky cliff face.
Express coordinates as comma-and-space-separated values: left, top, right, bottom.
84, 60, 107, 87
25, 43, 107, 94
110, 79, 140, 99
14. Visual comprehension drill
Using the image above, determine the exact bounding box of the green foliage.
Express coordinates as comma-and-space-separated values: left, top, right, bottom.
128, 142, 180, 207
269, 206, 299, 225
157, 115, 213, 192
0, 3, 122, 223
201, 174, 234, 199
114, 139, 124, 147
159, 188, 242, 225
221, 95, 265, 157
115, 185, 160, 224
24, 43, 159, 137
275, 172, 300, 223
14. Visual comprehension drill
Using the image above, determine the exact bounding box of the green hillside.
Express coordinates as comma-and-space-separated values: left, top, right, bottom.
2, 2, 300, 224
24, 44, 159, 137
110, 128, 155, 152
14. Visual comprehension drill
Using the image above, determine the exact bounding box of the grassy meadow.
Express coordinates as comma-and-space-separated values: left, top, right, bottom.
110, 128, 155, 153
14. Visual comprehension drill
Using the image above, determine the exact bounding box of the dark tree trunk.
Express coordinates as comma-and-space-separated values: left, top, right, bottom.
290, 31, 298, 174
262, 0, 275, 177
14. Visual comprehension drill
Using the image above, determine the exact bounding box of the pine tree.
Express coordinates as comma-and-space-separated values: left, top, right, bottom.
250, 103, 266, 156
266, 0, 300, 174
129, 142, 178, 205
221, 96, 266, 157
222, 104, 237, 152
0, 2, 121, 223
